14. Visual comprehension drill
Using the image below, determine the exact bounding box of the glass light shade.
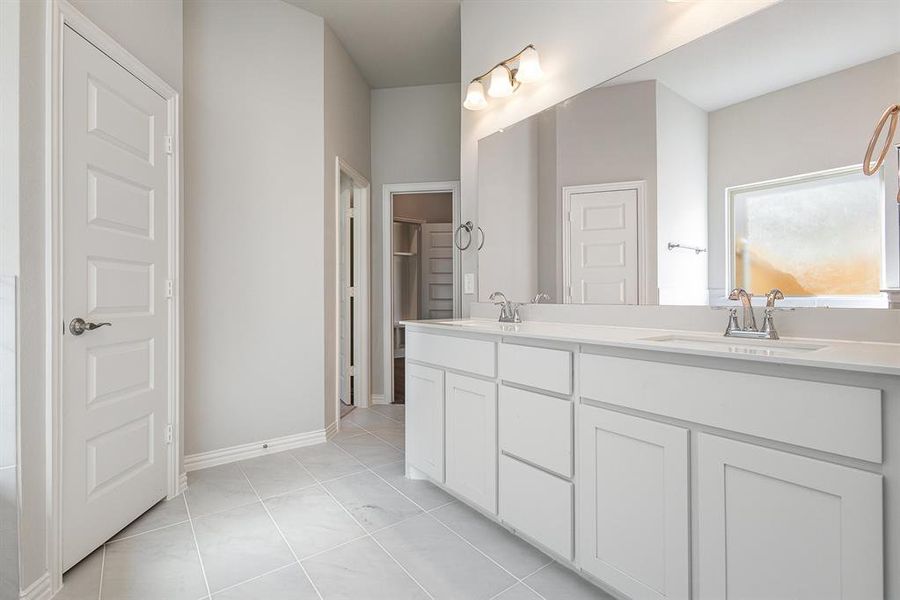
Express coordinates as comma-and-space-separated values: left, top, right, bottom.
515, 46, 543, 83
463, 80, 488, 110
487, 65, 514, 98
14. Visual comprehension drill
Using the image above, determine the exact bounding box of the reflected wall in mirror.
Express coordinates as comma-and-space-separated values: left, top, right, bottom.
476, 0, 900, 307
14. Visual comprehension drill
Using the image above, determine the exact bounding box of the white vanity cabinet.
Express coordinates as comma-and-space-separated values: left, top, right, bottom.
578, 406, 690, 600
697, 434, 883, 600
444, 372, 498, 513
405, 363, 444, 482
403, 322, 892, 600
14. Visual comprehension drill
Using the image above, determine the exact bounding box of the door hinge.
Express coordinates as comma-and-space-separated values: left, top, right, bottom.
166, 279, 174, 299
164, 136, 173, 155
348, 365, 356, 376
348, 286, 355, 298
166, 424, 174, 444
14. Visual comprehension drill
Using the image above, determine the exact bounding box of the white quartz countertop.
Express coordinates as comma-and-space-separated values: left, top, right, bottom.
401, 318, 900, 377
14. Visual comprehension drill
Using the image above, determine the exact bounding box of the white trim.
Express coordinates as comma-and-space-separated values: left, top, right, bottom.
382, 181, 461, 406
184, 429, 327, 472
333, 158, 371, 426
371, 393, 387, 405
325, 420, 338, 440
19, 572, 51, 600
561, 181, 650, 305
178, 472, 188, 496
46, 1, 182, 590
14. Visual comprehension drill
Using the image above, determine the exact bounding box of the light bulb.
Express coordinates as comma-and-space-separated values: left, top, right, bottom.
463, 80, 488, 110
487, 65, 514, 98
515, 46, 543, 83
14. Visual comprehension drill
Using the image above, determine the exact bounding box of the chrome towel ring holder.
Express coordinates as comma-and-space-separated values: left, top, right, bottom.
863, 103, 899, 202
454, 221, 485, 251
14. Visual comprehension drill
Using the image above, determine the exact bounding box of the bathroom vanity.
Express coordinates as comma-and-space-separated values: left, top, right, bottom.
402, 318, 900, 600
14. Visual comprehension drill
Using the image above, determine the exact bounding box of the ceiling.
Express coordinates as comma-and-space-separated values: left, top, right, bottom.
603, 0, 900, 112
287, 0, 461, 89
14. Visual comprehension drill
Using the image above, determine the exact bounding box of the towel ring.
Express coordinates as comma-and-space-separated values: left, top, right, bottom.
454, 222, 485, 251
863, 103, 899, 176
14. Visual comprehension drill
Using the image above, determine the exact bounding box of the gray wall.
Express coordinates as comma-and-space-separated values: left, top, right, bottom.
324, 25, 371, 425
184, 0, 325, 455
708, 54, 900, 295
370, 83, 460, 398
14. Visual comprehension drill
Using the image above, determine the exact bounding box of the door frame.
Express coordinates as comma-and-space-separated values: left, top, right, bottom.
381, 181, 460, 405
333, 157, 371, 421
561, 181, 650, 305
46, 0, 182, 590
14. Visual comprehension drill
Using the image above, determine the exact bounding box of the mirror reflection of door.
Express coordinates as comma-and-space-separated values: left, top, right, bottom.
391, 192, 453, 403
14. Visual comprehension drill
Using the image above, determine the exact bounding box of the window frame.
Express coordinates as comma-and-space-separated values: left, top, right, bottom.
724, 164, 887, 308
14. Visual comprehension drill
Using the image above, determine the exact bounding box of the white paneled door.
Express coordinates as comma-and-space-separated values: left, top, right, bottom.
564, 183, 641, 304
420, 223, 454, 319
62, 26, 170, 570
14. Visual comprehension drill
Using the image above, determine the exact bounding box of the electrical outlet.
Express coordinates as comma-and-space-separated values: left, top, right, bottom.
464, 273, 475, 294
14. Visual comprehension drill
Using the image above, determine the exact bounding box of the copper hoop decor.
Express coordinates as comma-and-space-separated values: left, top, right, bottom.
863, 103, 899, 176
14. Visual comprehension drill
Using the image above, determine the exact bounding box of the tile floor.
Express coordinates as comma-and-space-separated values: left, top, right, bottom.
56, 405, 612, 600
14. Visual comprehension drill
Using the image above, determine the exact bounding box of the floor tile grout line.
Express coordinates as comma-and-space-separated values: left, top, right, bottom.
339, 412, 554, 600
298, 443, 435, 599
236, 462, 326, 600
104, 517, 192, 545
202, 561, 297, 598
341, 419, 405, 453
315, 482, 437, 600
487, 563, 554, 600
97, 543, 106, 600
183, 490, 213, 599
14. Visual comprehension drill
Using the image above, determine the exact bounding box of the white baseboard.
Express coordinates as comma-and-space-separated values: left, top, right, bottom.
325, 420, 338, 440
184, 428, 327, 472
371, 393, 387, 405
20, 572, 51, 600
177, 472, 188, 495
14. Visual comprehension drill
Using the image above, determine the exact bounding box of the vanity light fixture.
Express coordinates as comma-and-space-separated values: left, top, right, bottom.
463, 44, 543, 110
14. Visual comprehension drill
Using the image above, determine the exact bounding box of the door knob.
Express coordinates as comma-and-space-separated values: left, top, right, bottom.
68, 318, 112, 336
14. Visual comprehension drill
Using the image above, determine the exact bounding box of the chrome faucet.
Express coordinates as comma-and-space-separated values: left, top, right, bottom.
532, 292, 551, 304
490, 291, 523, 323
725, 288, 784, 340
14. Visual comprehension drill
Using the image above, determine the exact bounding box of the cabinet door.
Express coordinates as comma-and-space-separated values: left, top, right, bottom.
578, 405, 690, 600
445, 373, 498, 513
698, 434, 883, 600
405, 363, 444, 482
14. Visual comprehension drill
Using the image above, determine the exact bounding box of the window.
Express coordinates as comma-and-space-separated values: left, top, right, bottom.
728, 167, 884, 304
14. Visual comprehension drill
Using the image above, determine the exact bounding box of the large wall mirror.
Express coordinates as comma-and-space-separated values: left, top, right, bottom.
476, 1, 900, 308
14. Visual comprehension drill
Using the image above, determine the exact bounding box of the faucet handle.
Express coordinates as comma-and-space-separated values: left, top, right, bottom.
724, 308, 740, 335
489, 291, 508, 306
531, 292, 550, 304
765, 288, 784, 308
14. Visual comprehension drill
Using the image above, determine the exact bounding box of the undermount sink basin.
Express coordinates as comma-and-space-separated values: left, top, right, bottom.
641, 334, 827, 357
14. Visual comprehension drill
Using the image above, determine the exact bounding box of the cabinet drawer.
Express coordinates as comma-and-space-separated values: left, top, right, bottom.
499, 343, 571, 394
499, 455, 573, 560
407, 331, 496, 378
580, 354, 882, 462
500, 386, 572, 477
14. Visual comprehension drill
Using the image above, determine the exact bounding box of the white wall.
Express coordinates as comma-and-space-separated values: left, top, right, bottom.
460, 0, 776, 313
370, 83, 460, 397
656, 82, 709, 305
184, 0, 325, 455
324, 25, 371, 425
708, 54, 900, 295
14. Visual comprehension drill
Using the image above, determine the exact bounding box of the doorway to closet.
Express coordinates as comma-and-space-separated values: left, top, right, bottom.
382, 182, 460, 405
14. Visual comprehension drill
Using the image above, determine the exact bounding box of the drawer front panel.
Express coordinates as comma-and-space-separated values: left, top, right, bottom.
499, 386, 573, 477
499, 454, 573, 560
407, 331, 496, 378
580, 354, 882, 462
499, 343, 571, 394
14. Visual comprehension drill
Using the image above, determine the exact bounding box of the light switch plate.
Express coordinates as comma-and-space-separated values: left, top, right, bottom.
464, 273, 475, 294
